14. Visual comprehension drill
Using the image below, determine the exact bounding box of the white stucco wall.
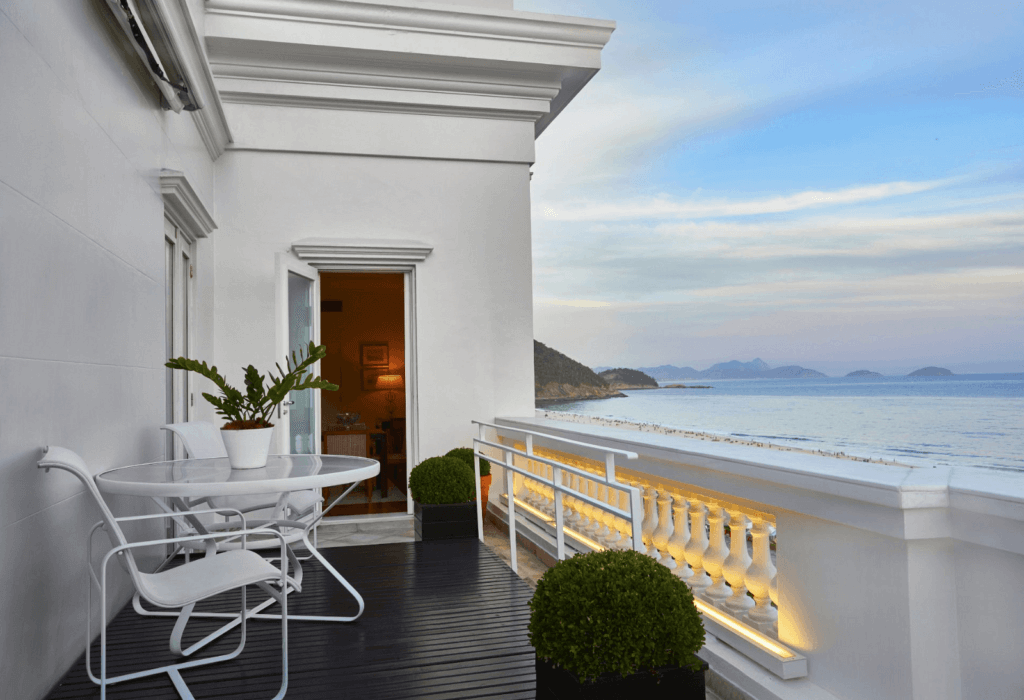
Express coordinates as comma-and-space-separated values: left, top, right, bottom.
212, 148, 536, 463
0, 3, 215, 698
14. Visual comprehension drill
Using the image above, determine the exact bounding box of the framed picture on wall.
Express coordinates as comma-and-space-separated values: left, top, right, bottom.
362, 368, 388, 391
361, 343, 389, 367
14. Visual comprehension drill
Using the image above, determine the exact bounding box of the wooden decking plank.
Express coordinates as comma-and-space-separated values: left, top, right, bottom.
46, 540, 538, 700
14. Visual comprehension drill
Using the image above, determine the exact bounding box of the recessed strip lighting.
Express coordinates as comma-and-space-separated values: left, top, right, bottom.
508, 496, 608, 552
503, 496, 793, 661
693, 599, 795, 659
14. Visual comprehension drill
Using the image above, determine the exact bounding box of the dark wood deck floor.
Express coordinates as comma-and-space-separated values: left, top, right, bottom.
46, 540, 537, 699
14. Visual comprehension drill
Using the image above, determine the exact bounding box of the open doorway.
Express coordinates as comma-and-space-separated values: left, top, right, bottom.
319, 272, 407, 516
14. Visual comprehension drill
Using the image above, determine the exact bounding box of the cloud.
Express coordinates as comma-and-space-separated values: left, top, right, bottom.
536, 299, 613, 308
537, 178, 954, 221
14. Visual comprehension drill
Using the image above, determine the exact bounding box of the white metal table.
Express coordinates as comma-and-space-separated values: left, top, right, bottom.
96, 454, 379, 650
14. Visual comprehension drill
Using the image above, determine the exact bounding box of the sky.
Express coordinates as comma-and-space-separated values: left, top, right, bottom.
519, 0, 1024, 376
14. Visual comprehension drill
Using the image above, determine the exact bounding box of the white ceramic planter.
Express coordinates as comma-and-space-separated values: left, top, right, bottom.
221, 427, 275, 469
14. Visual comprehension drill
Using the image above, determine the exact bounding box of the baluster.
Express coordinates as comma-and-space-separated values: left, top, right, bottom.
653, 490, 676, 571
745, 517, 778, 633
569, 472, 585, 528
702, 505, 731, 605
604, 482, 623, 549
618, 480, 637, 550
539, 463, 553, 514
684, 499, 712, 592
585, 475, 602, 537
528, 459, 542, 507
641, 486, 662, 562
593, 481, 611, 543
574, 473, 591, 531
560, 470, 573, 524
667, 495, 692, 579
722, 510, 754, 615
513, 456, 528, 504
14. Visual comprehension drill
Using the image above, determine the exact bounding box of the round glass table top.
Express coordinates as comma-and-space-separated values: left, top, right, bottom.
95, 454, 379, 497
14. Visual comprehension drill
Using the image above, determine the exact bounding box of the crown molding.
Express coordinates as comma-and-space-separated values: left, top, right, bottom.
139, 0, 234, 158
292, 238, 433, 267
205, 0, 616, 48
160, 170, 217, 242
204, 0, 613, 136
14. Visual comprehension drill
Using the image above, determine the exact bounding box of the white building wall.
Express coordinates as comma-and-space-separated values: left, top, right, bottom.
0, 3, 215, 698
212, 148, 536, 461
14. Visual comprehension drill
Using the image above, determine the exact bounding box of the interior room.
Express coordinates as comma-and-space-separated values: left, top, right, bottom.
319, 272, 406, 515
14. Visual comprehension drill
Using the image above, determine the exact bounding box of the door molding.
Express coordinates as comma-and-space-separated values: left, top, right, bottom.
291, 238, 425, 515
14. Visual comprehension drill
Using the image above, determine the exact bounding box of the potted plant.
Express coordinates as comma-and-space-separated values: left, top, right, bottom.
166, 342, 338, 469
444, 447, 494, 505
529, 549, 707, 700
409, 456, 477, 540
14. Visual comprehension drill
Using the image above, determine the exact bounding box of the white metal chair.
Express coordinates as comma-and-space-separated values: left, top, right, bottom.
162, 421, 323, 551
37, 446, 293, 700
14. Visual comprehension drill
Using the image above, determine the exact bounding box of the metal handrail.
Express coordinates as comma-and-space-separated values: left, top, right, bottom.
471, 420, 643, 572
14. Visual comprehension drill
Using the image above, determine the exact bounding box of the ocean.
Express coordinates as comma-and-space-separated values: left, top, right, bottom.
542, 374, 1024, 471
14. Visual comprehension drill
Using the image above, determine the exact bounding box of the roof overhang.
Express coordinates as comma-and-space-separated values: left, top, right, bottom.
204, 0, 614, 137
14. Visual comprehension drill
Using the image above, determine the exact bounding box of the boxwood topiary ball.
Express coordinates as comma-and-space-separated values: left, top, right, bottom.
444, 447, 492, 477
408, 456, 475, 505
528, 549, 705, 681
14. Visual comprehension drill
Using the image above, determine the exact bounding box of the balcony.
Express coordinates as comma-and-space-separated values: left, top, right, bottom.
476, 414, 1024, 700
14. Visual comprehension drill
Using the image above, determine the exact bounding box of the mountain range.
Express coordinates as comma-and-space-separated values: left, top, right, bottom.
594, 358, 828, 380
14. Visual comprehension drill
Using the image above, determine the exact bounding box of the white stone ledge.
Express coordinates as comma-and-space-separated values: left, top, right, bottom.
494, 415, 1024, 539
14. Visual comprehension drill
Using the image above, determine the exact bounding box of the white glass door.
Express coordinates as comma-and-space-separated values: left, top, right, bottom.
276, 254, 319, 454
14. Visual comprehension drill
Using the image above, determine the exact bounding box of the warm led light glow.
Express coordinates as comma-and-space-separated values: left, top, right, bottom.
509, 497, 607, 552
693, 599, 795, 659
506, 497, 791, 659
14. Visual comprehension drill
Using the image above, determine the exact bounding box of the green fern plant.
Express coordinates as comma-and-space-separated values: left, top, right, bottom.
166, 342, 339, 429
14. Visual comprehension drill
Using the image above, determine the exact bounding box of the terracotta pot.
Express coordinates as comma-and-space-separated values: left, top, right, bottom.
220, 427, 274, 469
480, 473, 492, 506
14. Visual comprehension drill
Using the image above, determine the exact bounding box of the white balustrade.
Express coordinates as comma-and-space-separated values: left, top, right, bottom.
653, 490, 676, 571
667, 495, 692, 579
745, 517, 778, 633
702, 505, 731, 606
684, 499, 712, 592
641, 486, 662, 562
722, 510, 754, 616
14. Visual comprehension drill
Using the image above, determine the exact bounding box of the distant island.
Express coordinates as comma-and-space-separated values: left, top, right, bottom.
846, 370, 883, 377
907, 366, 953, 377
600, 358, 828, 380
598, 368, 659, 390
664, 384, 713, 389
535, 341, 625, 405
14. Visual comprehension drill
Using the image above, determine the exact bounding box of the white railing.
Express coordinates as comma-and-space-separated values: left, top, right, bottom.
480, 419, 807, 680
471, 420, 643, 570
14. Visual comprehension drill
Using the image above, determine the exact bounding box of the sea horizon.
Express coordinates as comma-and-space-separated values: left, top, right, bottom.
543, 373, 1024, 472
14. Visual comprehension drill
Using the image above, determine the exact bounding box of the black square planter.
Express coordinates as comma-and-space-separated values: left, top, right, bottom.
535, 656, 708, 700
414, 501, 478, 541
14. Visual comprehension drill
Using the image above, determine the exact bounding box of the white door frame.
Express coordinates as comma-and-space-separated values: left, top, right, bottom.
275, 253, 321, 456
288, 239, 431, 517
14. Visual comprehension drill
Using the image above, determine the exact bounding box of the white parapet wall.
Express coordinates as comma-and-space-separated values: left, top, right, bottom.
491, 414, 1024, 700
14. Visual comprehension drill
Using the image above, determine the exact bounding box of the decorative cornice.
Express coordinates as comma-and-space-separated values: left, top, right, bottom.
139, 0, 233, 158
204, 0, 613, 136
160, 170, 217, 241
205, 0, 616, 48
292, 238, 433, 268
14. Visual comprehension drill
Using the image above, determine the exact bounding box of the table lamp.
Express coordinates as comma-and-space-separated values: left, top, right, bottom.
376, 374, 404, 421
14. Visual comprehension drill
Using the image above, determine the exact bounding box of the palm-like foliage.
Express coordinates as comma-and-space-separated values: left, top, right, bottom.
166, 342, 339, 428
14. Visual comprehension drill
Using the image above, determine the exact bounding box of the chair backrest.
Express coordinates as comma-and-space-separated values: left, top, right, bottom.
162, 421, 227, 459
37, 446, 143, 582
387, 418, 406, 456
